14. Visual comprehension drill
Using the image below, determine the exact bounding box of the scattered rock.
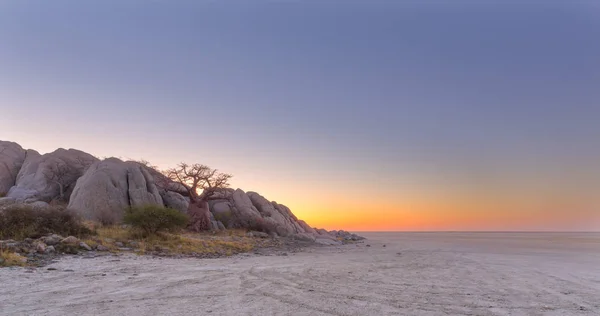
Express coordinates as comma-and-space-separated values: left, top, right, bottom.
315, 238, 342, 246
366, 244, 371, 247
42, 234, 63, 246
47, 267, 57, 271
329, 230, 365, 242
45, 246, 56, 254
114, 242, 124, 247
35, 242, 47, 253
79, 242, 92, 251
61, 236, 80, 245
96, 245, 109, 252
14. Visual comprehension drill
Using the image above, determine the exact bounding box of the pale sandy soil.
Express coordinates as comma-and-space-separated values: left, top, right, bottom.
1, 232, 599, 316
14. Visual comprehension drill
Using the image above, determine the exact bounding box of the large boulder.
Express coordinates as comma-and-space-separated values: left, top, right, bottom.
68, 158, 163, 222
8, 148, 98, 201
161, 191, 189, 213
0, 141, 28, 195
231, 189, 262, 222
247, 192, 303, 236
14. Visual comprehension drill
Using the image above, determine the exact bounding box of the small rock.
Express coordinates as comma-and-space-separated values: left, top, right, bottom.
114, 242, 124, 247
103, 238, 114, 243
79, 242, 92, 251
24, 238, 34, 244
96, 245, 109, 252
64, 269, 74, 272
35, 243, 47, 253
383, 245, 386, 247
47, 267, 57, 271
42, 234, 62, 246
61, 236, 80, 245
45, 246, 56, 254
128, 241, 139, 248
366, 244, 371, 247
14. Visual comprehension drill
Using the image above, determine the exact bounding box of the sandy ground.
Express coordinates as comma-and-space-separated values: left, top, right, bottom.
1, 232, 599, 316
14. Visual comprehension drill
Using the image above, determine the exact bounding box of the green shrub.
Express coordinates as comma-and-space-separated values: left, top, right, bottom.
0, 205, 92, 240
123, 205, 189, 236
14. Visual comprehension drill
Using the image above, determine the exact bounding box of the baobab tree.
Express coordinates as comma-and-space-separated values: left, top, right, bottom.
164, 162, 232, 203
164, 163, 232, 231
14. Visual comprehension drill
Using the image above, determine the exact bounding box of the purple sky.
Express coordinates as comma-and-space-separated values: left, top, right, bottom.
1, 1, 599, 230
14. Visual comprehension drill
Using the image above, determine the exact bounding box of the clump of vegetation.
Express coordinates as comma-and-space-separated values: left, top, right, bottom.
0, 248, 27, 267
0, 192, 6, 198
90, 225, 256, 256
0, 205, 92, 240
123, 205, 189, 236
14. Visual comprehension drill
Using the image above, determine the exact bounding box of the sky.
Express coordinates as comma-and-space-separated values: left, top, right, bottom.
1, 1, 599, 231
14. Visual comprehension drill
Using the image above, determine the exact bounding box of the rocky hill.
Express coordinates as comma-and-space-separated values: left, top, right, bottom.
0, 140, 363, 245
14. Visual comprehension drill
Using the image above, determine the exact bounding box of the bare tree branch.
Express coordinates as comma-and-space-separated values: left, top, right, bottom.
164, 163, 232, 203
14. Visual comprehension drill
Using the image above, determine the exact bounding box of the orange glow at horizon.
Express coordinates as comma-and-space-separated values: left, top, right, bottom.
284, 192, 600, 232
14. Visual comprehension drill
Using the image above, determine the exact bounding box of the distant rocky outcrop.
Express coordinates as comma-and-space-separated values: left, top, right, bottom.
0, 140, 364, 243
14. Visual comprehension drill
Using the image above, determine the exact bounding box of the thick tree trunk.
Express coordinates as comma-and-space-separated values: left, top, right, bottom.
186, 200, 211, 232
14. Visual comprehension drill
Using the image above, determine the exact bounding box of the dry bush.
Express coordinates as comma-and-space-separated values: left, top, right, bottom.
0, 248, 27, 267
0, 205, 92, 240
95, 207, 119, 226
0, 192, 6, 198
123, 205, 189, 236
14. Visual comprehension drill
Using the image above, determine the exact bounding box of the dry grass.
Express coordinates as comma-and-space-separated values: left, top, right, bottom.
0, 249, 27, 267
88, 226, 256, 256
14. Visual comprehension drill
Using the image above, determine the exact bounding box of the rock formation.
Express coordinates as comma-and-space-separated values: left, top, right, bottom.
0, 141, 27, 195
9, 148, 98, 202
68, 158, 163, 223
0, 140, 363, 244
